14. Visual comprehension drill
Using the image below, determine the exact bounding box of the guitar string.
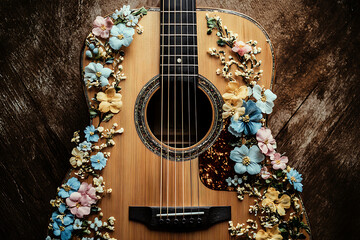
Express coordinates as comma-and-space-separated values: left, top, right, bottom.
180, 0, 185, 218
173, 0, 177, 220
159, 0, 165, 220
166, 0, 171, 219
191, 0, 201, 217
186, 0, 194, 216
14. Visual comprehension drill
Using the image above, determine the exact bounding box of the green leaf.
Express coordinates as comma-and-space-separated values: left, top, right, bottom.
217, 39, 226, 46
133, 7, 147, 16
89, 109, 98, 118
102, 113, 114, 122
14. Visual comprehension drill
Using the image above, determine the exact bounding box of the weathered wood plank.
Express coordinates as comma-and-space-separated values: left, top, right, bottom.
0, 0, 359, 239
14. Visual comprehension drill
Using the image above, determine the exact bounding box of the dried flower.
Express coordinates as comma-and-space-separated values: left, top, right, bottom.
97, 88, 123, 114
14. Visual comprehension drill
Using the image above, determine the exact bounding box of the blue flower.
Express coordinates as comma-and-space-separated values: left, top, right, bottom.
90, 217, 103, 231
231, 175, 242, 186
53, 220, 73, 240
84, 62, 112, 87
126, 15, 139, 27
84, 125, 99, 142
230, 145, 265, 175
77, 141, 92, 151
58, 203, 67, 214
51, 211, 74, 240
109, 23, 135, 50
90, 152, 107, 170
253, 85, 277, 114
81, 238, 94, 240
287, 169, 303, 192
225, 177, 232, 186
73, 219, 83, 230
228, 100, 262, 136
58, 177, 81, 198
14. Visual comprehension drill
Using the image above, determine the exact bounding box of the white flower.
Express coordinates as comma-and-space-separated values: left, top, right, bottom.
252, 85, 277, 114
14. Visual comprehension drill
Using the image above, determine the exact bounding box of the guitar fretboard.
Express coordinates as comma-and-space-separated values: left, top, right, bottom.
160, 0, 198, 78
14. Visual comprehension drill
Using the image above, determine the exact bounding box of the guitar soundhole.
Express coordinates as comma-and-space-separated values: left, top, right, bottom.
146, 84, 212, 148
134, 75, 223, 160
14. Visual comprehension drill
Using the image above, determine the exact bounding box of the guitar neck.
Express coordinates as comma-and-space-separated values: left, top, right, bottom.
160, 0, 198, 77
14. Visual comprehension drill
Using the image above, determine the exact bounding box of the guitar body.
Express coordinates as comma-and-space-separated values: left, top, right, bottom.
47, 5, 310, 240
81, 9, 274, 240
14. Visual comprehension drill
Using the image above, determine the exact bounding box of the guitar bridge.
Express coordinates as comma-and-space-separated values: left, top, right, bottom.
129, 206, 231, 232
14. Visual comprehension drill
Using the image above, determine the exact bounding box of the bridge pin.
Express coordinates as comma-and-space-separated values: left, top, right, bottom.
159, 218, 164, 224
197, 218, 202, 224
173, 218, 179, 224
166, 218, 171, 224
182, 218, 186, 224
189, 218, 194, 224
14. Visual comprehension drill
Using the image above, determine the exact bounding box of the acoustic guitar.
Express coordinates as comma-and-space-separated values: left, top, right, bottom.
47, 1, 311, 240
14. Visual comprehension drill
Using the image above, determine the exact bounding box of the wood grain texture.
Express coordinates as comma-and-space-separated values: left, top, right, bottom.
0, 0, 359, 239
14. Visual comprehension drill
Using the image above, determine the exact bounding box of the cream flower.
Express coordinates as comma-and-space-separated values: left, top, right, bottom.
222, 81, 248, 103
262, 187, 291, 216
222, 101, 245, 121
255, 225, 283, 240
97, 88, 123, 113
69, 148, 85, 168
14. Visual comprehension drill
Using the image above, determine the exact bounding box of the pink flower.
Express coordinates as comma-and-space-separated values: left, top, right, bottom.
92, 16, 113, 38
232, 41, 252, 56
256, 127, 276, 156
260, 166, 271, 179
270, 153, 288, 170
65, 182, 97, 218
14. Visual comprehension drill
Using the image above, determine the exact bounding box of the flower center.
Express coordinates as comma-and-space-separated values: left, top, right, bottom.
97, 159, 100, 163
291, 176, 296, 182
63, 185, 71, 192
59, 226, 65, 231
261, 95, 267, 102
117, 34, 124, 39
90, 131, 94, 136
264, 139, 269, 144
242, 115, 250, 123
96, 71, 102, 78
82, 145, 87, 149
76, 203, 81, 208
275, 159, 281, 165
242, 156, 251, 166
101, 25, 107, 31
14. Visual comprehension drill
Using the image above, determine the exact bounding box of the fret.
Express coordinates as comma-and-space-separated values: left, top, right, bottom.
161, 55, 198, 65
160, 63, 198, 66
161, 25, 197, 34
161, 36, 197, 45
160, 33, 197, 36
161, 12, 196, 23
161, 45, 197, 47
161, 66, 198, 75
161, 0, 196, 12
161, 46, 198, 56
161, 23, 197, 25
161, 74, 198, 76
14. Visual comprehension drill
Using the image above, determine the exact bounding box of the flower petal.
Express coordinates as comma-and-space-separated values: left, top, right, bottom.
234, 163, 247, 174
246, 162, 261, 175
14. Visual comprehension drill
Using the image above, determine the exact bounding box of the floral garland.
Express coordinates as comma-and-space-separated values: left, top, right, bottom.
46, 6, 147, 240
206, 15, 310, 239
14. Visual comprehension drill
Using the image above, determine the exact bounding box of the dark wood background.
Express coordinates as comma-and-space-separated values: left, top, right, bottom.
0, 0, 359, 239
